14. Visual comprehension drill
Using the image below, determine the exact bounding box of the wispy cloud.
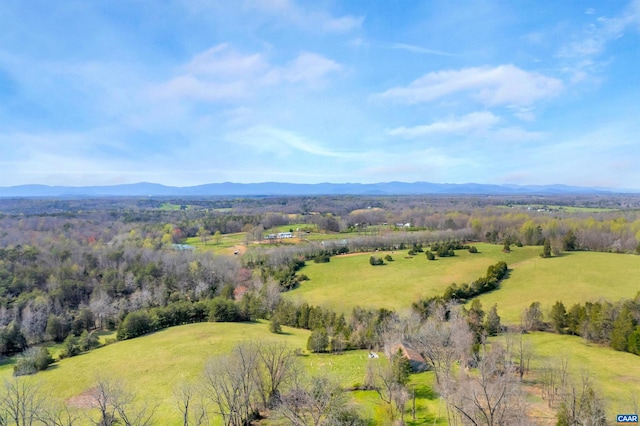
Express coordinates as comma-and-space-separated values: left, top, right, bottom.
373, 65, 563, 107
558, 0, 640, 82
388, 42, 456, 57
151, 45, 341, 102
230, 126, 356, 159
388, 112, 500, 138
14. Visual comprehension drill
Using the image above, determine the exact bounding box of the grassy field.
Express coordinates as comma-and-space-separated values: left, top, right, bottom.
0, 322, 445, 425
0, 321, 310, 424
184, 232, 247, 255
285, 243, 541, 314
474, 251, 640, 324
511, 332, 640, 418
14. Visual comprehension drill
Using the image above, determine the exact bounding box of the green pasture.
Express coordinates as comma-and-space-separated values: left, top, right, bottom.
0, 322, 445, 425
514, 332, 640, 416
0, 322, 309, 425
285, 243, 541, 314
473, 251, 640, 324
184, 232, 247, 254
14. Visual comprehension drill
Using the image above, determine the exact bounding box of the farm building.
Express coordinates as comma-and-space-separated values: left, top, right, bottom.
385, 342, 427, 372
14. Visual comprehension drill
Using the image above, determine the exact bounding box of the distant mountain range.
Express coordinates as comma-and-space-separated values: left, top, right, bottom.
0, 182, 635, 197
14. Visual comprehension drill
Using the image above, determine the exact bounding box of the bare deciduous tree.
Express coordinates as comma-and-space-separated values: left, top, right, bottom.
446, 344, 530, 426
174, 381, 207, 426
410, 305, 472, 386
253, 341, 299, 409
201, 343, 259, 426
90, 377, 156, 426
556, 371, 606, 426
0, 377, 47, 426
367, 359, 409, 425
277, 374, 356, 426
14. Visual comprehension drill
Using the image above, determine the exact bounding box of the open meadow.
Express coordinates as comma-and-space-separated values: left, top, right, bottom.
474, 251, 640, 324
285, 243, 541, 314
511, 332, 640, 417
0, 321, 446, 425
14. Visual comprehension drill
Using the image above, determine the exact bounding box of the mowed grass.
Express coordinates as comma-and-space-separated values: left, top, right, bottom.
517, 332, 640, 416
184, 232, 247, 255
0, 322, 447, 425
474, 251, 640, 324
0, 321, 310, 425
286, 243, 541, 314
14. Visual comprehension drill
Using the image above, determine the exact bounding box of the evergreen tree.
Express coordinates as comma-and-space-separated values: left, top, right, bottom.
466, 300, 485, 343
610, 305, 635, 351
550, 301, 568, 334
484, 304, 501, 336
391, 349, 412, 385
540, 238, 552, 258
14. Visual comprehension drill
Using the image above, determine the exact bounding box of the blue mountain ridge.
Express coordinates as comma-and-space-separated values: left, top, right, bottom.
0, 182, 633, 197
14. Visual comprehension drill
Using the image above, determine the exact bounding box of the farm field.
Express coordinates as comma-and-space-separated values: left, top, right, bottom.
512, 332, 640, 417
0, 322, 309, 425
285, 243, 541, 314
0, 321, 445, 425
184, 232, 247, 255
474, 251, 640, 324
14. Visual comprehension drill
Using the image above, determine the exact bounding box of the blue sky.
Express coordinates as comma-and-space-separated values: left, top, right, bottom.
1, 0, 639, 188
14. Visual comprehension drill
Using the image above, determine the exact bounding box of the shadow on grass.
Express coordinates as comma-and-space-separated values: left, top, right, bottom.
412, 384, 439, 401
0, 356, 16, 368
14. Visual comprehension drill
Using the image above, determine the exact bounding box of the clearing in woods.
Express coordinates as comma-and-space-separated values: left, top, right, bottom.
285, 243, 541, 314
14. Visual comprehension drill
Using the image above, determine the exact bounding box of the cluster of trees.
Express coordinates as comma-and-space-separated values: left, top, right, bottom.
271, 300, 394, 354
182, 341, 369, 426
525, 295, 640, 357
117, 297, 247, 340
429, 241, 468, 257
412, 261, 508, 315
0, 375, 158, 426
0, 232, 246, 361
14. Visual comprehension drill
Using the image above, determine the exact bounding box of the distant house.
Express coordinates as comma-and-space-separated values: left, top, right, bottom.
277, 232, 293, 239
171, 244, 195, 251
385, 342, 427, 372
265, 234, 277, 240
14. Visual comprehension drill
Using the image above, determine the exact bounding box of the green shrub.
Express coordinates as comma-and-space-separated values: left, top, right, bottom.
117, 311, 153, 340
13, 347, 53, 376
208, 297, 241, 322
369, 256, 384, 266
269, 319, 282, 334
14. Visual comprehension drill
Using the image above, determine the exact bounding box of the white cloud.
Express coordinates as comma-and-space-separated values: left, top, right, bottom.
322, 15, 364, 33
279, 53, 342, 85
186, 44, 268, 77
155, 75, 250, 102
151, 45, 341, 102
491, 127, 545, 142
558, 0, 640, 81
388, 111, 500, 138
374, 65, 563, 107
388, 43, 456, 57
230, 126, 355, 158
